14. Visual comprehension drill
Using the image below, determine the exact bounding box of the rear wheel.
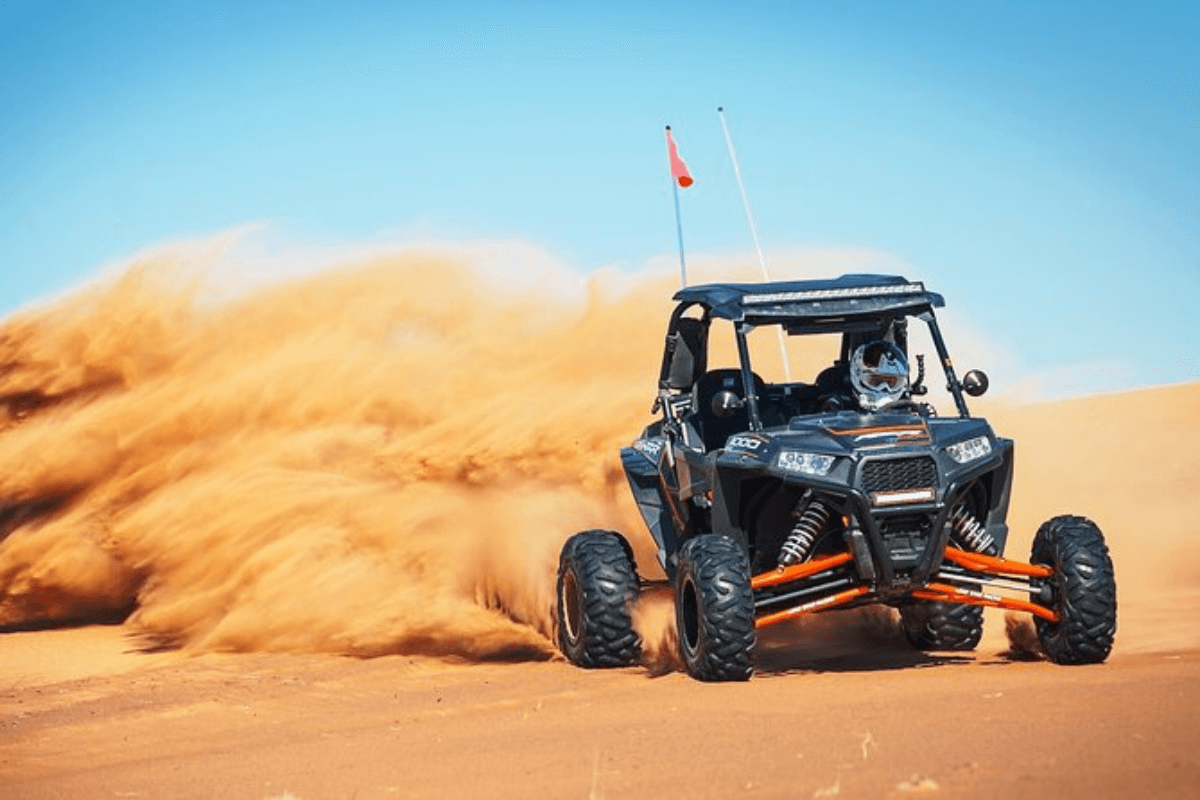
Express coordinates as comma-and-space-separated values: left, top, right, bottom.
1031, 515, 1117, 665
900, 601, 984, 651
556, 530, 641, 668
675, 534, 756, 681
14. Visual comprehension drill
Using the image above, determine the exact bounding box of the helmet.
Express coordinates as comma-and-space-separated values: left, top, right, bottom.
850, 341, 909, 411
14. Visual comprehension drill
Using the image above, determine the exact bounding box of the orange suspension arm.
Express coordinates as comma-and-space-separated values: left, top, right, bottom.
755, 585, 872, 629
751, 551, 854, 590
942, 547, 1053, 578
912, 581, 1059, 622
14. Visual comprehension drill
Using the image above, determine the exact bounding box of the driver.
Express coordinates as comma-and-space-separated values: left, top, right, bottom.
849, 341, 909, 411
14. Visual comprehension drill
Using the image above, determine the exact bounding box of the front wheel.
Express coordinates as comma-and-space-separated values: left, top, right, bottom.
1031, 515, 1117, 665
675, 534, 756, 681
556, 530, 642, 668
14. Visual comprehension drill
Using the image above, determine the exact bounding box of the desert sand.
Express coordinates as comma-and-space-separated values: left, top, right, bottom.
1, 255, 1197, 798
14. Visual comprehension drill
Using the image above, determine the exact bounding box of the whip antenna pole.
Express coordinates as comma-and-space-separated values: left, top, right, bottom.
717, 106, 791, 380
672, 175, 688, 287
718, 106, 771, 282
664, 125, 692, 287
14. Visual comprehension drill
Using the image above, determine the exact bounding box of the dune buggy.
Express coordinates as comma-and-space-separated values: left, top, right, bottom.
555, 274, 1117, 680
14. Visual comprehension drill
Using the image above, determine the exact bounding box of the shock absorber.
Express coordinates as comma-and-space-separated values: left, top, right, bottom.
778, 495, 832, 567
949, 504, 997, 555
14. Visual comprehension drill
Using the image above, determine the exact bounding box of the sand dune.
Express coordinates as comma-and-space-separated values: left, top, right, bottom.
985, 384, 1200, 654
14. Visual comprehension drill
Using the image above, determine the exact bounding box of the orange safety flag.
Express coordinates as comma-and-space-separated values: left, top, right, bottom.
665, 126, 694, 188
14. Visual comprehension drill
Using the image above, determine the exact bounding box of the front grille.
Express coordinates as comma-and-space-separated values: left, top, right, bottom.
861, 457, 937, 494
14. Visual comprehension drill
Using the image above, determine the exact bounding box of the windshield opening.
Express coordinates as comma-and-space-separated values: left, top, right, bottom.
708, 317, 964, 418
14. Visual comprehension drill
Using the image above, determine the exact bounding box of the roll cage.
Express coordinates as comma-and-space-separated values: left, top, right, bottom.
656, 274, 976, 435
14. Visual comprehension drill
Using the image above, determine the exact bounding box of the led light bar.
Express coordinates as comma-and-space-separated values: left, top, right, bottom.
743, 282, 927, 305
872, 488, 936, 507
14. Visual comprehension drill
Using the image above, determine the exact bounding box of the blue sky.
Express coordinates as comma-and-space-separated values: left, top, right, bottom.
2, 1, 1197, 396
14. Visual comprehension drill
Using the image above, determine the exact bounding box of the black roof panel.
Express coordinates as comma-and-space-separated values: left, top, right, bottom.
673, 273, 945, 322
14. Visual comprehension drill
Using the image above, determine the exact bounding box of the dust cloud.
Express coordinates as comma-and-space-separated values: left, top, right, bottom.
1, 247, 1196, 665
0, 251, 671, 659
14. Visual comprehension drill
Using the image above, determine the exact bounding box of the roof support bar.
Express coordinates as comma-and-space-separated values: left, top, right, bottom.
735, 322, 762, 431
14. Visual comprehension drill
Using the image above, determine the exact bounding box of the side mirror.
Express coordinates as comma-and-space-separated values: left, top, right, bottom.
711, 390, 745, 418
962, 369, 989, 397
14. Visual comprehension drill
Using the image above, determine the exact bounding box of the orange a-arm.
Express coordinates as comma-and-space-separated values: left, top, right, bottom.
750, 547, 1059, 630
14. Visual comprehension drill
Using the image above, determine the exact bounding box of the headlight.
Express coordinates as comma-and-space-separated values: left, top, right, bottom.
947, 435, 992, 464
776, 450, 836, 476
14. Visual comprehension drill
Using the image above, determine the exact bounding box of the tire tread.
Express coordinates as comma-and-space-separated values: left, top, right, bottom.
556, 530, 641, 668
1031, 515, 1117, 665
676, 535, 756, 681
900, 601, 984, 651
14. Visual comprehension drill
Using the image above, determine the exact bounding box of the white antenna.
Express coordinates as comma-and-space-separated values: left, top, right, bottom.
718, 106, 771, 282
718, 106, 791, 380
